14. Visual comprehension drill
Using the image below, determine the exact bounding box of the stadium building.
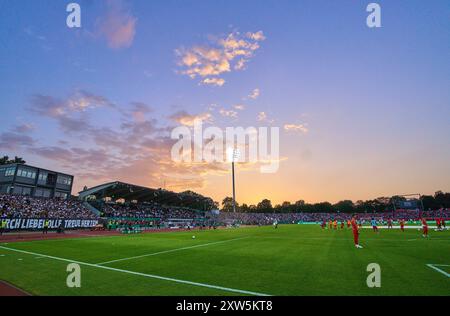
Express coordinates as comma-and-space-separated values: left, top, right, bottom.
0, 163, 74, 199
79, 181, 215, 211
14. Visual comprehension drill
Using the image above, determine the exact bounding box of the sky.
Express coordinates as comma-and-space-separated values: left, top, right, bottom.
0, 0, 449, 206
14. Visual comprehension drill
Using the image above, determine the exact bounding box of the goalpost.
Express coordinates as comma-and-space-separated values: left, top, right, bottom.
391, 193, 424, 217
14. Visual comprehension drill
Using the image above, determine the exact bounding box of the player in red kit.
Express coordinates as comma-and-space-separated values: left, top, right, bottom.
436, 218, 441, 231
421, 217, 429, 238
351, 215, 363, 248
399, 219, 405, 232
387, 218, 393, 229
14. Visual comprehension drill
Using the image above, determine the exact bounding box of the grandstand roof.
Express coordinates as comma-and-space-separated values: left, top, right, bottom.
78, 181, 214, 210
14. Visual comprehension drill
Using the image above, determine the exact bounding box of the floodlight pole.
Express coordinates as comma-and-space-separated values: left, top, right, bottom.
232, 160, 236, 213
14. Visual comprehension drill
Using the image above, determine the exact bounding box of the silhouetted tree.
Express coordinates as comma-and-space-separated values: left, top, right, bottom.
0, 156, 26, 165
221, 197, 239, 212
257, 199, 273, 212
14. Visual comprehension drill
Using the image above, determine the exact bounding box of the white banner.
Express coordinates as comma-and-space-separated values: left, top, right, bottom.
2, 218, 99, 230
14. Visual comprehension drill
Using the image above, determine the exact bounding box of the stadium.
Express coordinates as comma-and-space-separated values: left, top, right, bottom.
0, 0, 449, 305
0, 162, 449, 296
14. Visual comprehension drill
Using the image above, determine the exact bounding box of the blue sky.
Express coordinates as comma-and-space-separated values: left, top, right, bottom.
0, 0, 449, 204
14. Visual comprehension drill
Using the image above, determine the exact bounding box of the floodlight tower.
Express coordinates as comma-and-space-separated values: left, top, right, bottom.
227, 148, 241, 213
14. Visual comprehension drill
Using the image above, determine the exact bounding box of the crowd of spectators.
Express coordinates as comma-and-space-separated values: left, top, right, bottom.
0, 194, 98, 219
1, 193, 449, 227
217, 208, 450, 225
100, 203, 205, 221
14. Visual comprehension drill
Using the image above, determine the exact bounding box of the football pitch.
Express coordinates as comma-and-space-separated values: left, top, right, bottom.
0, 225, 449, 296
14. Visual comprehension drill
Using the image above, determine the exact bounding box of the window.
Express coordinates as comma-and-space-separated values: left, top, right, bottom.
35, 188, 51, 198
57, 175, 72, 186
38, 173, 48, 182
5, 167, 16, 177
17, 168, 36, 179
13, 185, 32, 196
54, 191, 68, 199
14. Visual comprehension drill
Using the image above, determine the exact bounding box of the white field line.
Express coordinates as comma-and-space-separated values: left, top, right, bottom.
96, 237, 249, 265
0, 245, 270, 296
426, 264, 450, 278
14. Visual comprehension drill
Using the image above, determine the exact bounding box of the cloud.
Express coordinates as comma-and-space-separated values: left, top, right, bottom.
30, 90, 114, 116
246, 31, 266, 41
284, 123, 309, 134
0, 132, 34, 150
95, 0, 137, 49
248, 88, 260, 100
29, 91, 115, 134
201, 78, 226, 87
16, 88, 281, 197
257, 112, 267, 121
219, 109, 238, 118
67, 90, 115, 111
13, 124, 35, 133
257, 112, 275, 124
129, 102, 152, 123
169, 111, 213, 126
233, 104, 245, 111
176, 31, 265, 86
0, 122, 38, 151
27, 120, 226, 194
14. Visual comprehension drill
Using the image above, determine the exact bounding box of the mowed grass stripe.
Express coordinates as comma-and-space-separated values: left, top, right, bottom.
0, 245, 270, 296
96, 237, 249, 265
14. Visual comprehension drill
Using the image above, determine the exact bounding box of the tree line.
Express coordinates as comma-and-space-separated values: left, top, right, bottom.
0, 156, 26, 165
221, 191, 450, 213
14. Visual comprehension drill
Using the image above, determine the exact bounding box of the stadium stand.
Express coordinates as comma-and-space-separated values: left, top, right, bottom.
0, 194, 97, 219
217, 209, 450, 225
101, 203, 205, 221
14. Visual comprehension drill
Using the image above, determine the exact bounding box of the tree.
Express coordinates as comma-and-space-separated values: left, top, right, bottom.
434, 191, 450, 208
281, 201, 291, 208
421, 195, 438, 211
0, 156, 26, 165
221, 191, 450, 214
12, 156, 26, 164
333, 200, 355, 213
240, 203, 250, 213
221, 197, 239, 212
0, 156, 9, 165
256, 199, 272, 212
312, 202, 333, 213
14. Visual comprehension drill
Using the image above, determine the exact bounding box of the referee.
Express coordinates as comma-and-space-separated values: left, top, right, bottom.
43, 219, 49, 234
0, 218, 7, 235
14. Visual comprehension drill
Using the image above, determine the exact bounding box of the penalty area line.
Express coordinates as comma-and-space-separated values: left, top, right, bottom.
426, 264, 450, 278
0, 245, 270, 296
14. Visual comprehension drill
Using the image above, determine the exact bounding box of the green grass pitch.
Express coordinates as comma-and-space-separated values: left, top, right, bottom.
0, 225, 449, 296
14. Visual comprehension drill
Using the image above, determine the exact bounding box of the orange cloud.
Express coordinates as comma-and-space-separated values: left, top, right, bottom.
169, 111, 213, 126
176, 31, 265, 86
96, 0, 137, 49
284, 123, 308, 134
